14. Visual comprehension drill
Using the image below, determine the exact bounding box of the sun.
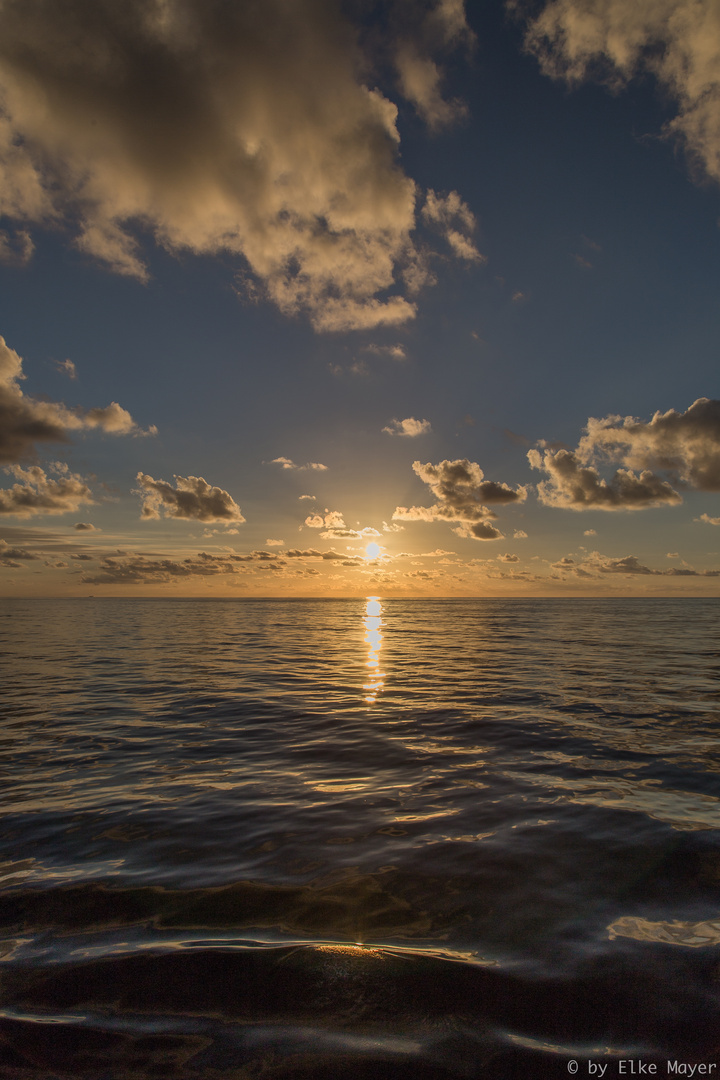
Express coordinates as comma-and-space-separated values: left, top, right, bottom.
364, 542, 380, 560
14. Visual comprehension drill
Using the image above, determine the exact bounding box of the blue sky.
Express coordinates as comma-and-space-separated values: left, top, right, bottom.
1, 0, 719, 596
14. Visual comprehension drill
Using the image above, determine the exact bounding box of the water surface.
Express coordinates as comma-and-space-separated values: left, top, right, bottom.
1, 598, 719, 1077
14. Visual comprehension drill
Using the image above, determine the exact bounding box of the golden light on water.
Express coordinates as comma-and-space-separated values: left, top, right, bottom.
363, 596, 384, 703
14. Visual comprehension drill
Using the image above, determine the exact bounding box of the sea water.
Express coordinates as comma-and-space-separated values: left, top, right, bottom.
0, 597, 719, 1078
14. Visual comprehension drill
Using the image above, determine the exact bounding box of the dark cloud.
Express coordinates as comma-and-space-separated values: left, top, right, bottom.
393, 458, 526, 541
0, 539, 39, 565
0, 463, 95, 518
136, 473, 245, 523
0, 0, 474, 331
528, 448, 682, 510
80, 550, 277, 585
578, 399, 720, 491
286, 548, 356, 560
0, 335, 154, 463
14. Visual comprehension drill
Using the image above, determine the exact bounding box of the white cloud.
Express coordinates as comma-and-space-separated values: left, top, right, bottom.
513, 529, 528, 539
382, 417, 432, 437
265, 538, 285, 546
136, 473, 245, 523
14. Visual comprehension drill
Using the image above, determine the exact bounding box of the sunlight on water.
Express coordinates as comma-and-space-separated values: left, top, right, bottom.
362, 595, 385, 703
1, 597, 719, 1076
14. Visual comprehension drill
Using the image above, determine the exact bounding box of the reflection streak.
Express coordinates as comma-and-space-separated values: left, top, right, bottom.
363, 597, 385, 703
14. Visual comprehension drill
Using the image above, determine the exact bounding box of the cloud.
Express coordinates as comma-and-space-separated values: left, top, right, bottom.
577, 399, 720, 491
0, 463, 94, 517
304, 507, 379, 539
265, 538, 284, 546
518, 0, 720, 185
382, 417, 432, 437
0, 335, 154, 463
286, 547, 357, 561
0, 228, 34, 266
528, 448, 682, 510
547, 549, 720, 579
422, 189, 484, 262
0, 0, 478, 332
393, 458, 527, 540
270, 457, 328, 471
81, 553, 234, 585
299, 494, 316, 501
698, 512, 720, 525
513, 529, 528, 539
583, 528, 597, 536
363, 343, 407, 360
530, 399, 720, 511
55, 358, 77, 380
74, 522, 97, 531
395, 47, 466, 130
394, 1, 474, 130
135, 473, 245, 523
498, 553, 519, 563
0, 539, 40, 565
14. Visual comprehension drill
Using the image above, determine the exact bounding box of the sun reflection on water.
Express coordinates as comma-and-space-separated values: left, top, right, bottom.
363, 596, 385, 703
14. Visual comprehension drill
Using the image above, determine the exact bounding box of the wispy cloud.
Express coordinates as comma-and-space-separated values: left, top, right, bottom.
55, 358, 77, 380
269, 457, 328, 471
519, 0, 720, 186
422, 190, 484, 262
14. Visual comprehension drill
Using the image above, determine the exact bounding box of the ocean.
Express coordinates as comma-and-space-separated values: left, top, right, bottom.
1, 597, 719, 1079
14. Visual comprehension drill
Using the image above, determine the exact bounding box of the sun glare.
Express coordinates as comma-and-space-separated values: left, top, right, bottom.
365, 542, 380, 560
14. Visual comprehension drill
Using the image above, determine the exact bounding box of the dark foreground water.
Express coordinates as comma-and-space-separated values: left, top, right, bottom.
1, 597, 719, 1079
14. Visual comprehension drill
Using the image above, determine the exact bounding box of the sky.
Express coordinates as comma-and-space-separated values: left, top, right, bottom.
1, 0, 720, 597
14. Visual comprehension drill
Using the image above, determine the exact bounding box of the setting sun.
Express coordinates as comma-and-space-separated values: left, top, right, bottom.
364, 542, 380, 560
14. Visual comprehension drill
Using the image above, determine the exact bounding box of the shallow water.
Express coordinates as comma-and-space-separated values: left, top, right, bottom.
1, 597, 719, 1078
